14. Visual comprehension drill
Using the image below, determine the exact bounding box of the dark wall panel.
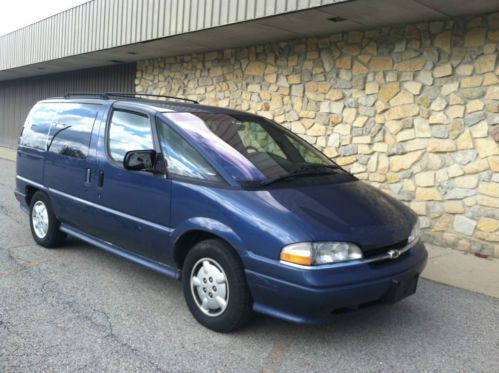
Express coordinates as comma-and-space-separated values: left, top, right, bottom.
0, 63, 136, 148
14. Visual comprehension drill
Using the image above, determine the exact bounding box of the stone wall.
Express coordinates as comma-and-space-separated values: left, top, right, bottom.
136, 13, 499, 257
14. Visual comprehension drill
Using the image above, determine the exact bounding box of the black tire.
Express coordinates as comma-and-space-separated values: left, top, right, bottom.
29, 191, 66, 248
182, 239, 253, 332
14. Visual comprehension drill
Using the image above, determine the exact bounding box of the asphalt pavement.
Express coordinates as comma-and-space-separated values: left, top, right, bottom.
0, 158, 498, 372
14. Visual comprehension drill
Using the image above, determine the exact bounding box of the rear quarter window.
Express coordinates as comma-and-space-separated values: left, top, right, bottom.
47, 103, 100, 159
19, 103, 58, 150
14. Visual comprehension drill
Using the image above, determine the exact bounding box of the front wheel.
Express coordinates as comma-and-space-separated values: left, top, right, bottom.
182, 239, 253, 332
29, 191, 66, 248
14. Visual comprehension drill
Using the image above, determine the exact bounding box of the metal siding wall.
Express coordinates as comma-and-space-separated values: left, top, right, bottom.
0, 63, 136, 148
0, 0, 343, 71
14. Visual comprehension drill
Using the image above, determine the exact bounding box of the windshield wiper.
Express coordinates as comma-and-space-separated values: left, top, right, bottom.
259, 164, 344, 186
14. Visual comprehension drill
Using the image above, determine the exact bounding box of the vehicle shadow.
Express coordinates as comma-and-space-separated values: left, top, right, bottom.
55, 236, 455, 345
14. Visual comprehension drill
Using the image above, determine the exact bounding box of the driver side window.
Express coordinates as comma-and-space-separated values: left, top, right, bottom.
157, 120, 221, 182
108, 110, 154, 163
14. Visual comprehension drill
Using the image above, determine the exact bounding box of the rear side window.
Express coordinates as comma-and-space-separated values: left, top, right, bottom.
108, 110, 154, 163
19, 103, 58, 150
47, 103, 100, 159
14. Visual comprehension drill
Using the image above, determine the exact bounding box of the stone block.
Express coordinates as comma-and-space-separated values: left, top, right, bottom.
353, 116, 368, 127
464, 111, 486, 126
416, 187, 442, 201
403, 81, 423, 95
390, 151, 423, 172
369, 56, 393, 71
326, 89, 344, 101
336, 56, 352, 69
396, 129, 415, 142
478, 182, 499, 198
470, 120, 489, 138
475, 54, 497, 74
245, 61, 265, 76
428, 139, 456, 152
485, 86, 499, 100
434, 31, 451, 53
488, 157, 499, 172
416, 70, 433, 85
431, 97, 448, 111
453, 215, 477, 236
447, 105, 465, 119
464, 158, 489, 174
387, 104, 419, 120
444, 201, 465, 214
464, 28, 486, 47
434, 214, 453, 231
429, 112, 448, 124
414, 117, 431, 138
394, 57, 425, 72
410, 201, 427, 215
476, 138, 499, 158
454, 175, 479, 189
460, 75, 483, 88
477, 217, 499, 233
379, 82, 400, 101
415, 171, 435, 187
434, 63, 453, 77
390, 91, 414, 106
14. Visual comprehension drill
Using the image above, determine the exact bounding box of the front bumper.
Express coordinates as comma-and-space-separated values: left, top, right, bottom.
244, 241, 428, 324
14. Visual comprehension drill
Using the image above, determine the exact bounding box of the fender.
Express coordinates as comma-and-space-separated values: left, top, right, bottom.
171, 217, 246, 258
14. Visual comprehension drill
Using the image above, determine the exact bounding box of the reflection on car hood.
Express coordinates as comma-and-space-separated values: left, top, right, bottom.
263, 180, 416, 250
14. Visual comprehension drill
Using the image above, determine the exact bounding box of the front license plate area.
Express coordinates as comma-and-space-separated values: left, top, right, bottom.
384, 274, 419, 303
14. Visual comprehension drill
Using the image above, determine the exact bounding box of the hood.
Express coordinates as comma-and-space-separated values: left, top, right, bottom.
262, 179, 417, 251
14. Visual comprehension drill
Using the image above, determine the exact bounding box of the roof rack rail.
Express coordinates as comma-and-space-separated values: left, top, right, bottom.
64, 92, 109, 99
106, 92, 199, 104
63, 92, 199, 104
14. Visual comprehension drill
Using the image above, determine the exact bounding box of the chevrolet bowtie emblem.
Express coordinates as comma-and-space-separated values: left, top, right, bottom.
387, 249, 401, 259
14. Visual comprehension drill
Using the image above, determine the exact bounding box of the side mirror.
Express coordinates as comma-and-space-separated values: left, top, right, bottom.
123, 150, 157, 172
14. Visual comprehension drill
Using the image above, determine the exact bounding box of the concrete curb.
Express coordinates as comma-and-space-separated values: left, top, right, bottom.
422, 244, 499, 299
0, 147, 16, 162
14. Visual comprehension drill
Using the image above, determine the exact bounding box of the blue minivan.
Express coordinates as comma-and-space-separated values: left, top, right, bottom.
16, 93, 427, 332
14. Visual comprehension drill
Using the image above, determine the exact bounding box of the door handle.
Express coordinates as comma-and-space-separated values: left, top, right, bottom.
85, 168, 92, 184
97, 170, 104, 187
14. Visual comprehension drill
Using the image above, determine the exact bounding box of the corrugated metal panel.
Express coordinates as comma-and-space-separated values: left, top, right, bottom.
0, 0, 344, 71
0, 63, 136, 148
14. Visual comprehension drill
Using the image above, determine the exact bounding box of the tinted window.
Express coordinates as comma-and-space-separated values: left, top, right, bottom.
47, 103, 100, 159
19, 103, 58, 150
108, 110, 154, 163
163, 112, 334, 182
157, 119, 220, 182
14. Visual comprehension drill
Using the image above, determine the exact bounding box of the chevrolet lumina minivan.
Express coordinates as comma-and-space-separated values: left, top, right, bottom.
16, 93, 427, 332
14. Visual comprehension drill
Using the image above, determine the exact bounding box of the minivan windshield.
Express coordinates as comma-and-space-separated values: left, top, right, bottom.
162, 112, 349, 185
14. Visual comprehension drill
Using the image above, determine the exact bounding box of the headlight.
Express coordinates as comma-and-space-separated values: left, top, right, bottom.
280, 242, 363, 266
408, 220, 420, 244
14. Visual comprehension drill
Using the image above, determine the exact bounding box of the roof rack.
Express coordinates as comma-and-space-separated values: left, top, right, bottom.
64, 92, 109, 99
107, 92, 199, 104
63, 92, 199, 104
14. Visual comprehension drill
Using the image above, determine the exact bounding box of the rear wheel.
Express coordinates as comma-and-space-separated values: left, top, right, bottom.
29, 191, 66, 248
182, 239, 253, 332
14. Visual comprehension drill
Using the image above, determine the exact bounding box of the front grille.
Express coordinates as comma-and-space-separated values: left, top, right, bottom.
362, 239, 408, 259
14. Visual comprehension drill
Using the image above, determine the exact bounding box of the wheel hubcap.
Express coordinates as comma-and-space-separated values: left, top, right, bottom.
32, 201, 49, 239
190, 258, 229, 317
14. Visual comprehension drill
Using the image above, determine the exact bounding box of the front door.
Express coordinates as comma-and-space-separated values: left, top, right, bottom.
93, 108, 172, 263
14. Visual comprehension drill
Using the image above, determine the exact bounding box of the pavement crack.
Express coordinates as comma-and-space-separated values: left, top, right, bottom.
262, 328, 298, 373
0, 255, 54, 278
0, 203, 25, 226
